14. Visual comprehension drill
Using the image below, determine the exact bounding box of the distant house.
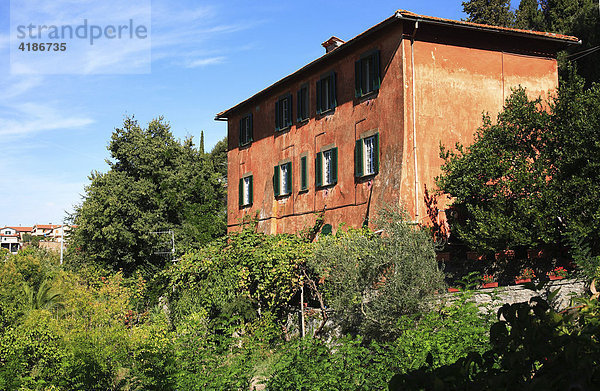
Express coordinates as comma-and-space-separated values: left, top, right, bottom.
11, 226, 33, 240
32, 224, 60, 237
216, 9, 579, 234
47, 225, 72, 243
0, 227, 22, 253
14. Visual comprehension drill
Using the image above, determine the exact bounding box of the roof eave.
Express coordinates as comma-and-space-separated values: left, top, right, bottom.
214, 14, 398, 120
215, 11, 580, 121
395, 10, 581, 46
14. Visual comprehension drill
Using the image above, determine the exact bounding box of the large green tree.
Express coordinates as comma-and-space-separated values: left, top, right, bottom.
437, 79, 600, 267
462, 0, 514, 26
70, 117, 227, 274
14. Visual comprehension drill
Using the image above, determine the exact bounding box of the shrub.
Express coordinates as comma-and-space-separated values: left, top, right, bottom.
309, 206, 445, 339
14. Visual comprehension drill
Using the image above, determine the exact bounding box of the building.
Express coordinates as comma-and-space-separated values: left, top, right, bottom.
0, 227, 21, 253
32, 224, 60, 237
47, 225, 72, 243
216, 10, 579, 234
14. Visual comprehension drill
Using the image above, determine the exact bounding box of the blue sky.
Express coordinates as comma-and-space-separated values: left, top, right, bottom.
0, 0, 470, 227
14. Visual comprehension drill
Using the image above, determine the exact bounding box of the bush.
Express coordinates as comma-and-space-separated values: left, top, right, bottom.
390, 293, 600, 390
309, 207, 445, 339
267, 293, 492, 390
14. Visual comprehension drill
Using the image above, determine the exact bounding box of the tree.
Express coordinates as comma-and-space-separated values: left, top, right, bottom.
437, 79, 600, 272
437, 87, 556, 251
462, 0, 514, 26
70, 117, 227, 275
308, 207, 445, 339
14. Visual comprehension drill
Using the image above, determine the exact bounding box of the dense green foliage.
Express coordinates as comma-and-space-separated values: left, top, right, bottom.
390, 292, 600, 390
437, 80, 600, 276
267, 293, 491, 390
462, 0, 600, 84
70, 117, 227, 275
462, 0, 514, 27
165, 226, 307, 330
309, 208, 445, 338
437, 87, 555, 251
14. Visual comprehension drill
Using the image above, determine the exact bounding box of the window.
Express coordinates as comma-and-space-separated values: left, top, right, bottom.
238, 175, 253, 207
355, 50, 380, 97
275, 94, 292, 131
355, 133, 379, 177
316, 72, 336, 114
297, 84, 309, 122
315, 147, 338, 187
239, 114, 253, 146
300, 155, 308, 191
274, 162, 292, 196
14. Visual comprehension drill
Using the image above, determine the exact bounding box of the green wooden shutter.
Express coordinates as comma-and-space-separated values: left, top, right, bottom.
239, 118, 244, 146
249, 114, 253, 142
374, 133, 380, 174
273, 165, 280, 197
297, 90, 302, 121
374, 50, 381, 90
332, 147, 338, 184
316, 79, 322, 114
286, 162, 292, 194
301, 156, 307, 190
355, 60, 361, 97
239, 178, 243, 206
275, 99, 281, 131
355, 139, 364, 178
249, 176, 253, 204
287, 94, 293, 127
315, 152, 323, 187
330, 72, 337, 108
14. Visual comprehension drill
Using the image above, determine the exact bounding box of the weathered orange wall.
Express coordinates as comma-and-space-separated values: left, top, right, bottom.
225, 20, 560, 234
227, 23, 407, 233
400, 35, 558, 223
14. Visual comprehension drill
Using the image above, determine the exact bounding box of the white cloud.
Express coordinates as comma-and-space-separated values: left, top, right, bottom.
0, 76, 43, 99
185, 56, 225, 68
0, 102, 94, 138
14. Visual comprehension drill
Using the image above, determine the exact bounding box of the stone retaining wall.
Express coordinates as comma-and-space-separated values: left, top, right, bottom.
441, 278, 587, 312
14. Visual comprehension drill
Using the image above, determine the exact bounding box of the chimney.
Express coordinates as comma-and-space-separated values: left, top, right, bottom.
322, 36, 345, 53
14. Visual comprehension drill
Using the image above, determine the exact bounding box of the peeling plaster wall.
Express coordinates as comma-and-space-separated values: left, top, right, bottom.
225, 20, 561, 234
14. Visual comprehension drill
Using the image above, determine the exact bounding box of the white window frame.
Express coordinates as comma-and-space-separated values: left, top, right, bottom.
280, 163, 290, 195
242, 177, 251, 206
363, 135, 376, 176
323, 149, 333, 186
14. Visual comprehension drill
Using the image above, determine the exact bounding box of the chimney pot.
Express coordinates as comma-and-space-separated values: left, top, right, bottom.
322, 36, 345, 53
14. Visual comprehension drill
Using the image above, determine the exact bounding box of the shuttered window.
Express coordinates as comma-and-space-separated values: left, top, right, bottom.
316, 147, 338, 187
355, 133, 379, 178
275, 94, 292, 131
297, 85, 309, 122
238, 175, 253, 207
274, 162, 292, 197
239, 114, 253, 146
316, 72, 337, 114
355, 50, 381, 98
300, 155, 308, 191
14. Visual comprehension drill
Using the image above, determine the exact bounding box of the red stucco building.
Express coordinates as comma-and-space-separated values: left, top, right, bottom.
216, 10, 579, 234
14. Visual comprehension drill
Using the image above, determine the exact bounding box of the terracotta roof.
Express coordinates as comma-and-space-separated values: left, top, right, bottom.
396, 9, 579, 43
215, 10, 579, 120
0, 234, 19, 238
34, 224, 60, 229
8, 226, 33, 232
